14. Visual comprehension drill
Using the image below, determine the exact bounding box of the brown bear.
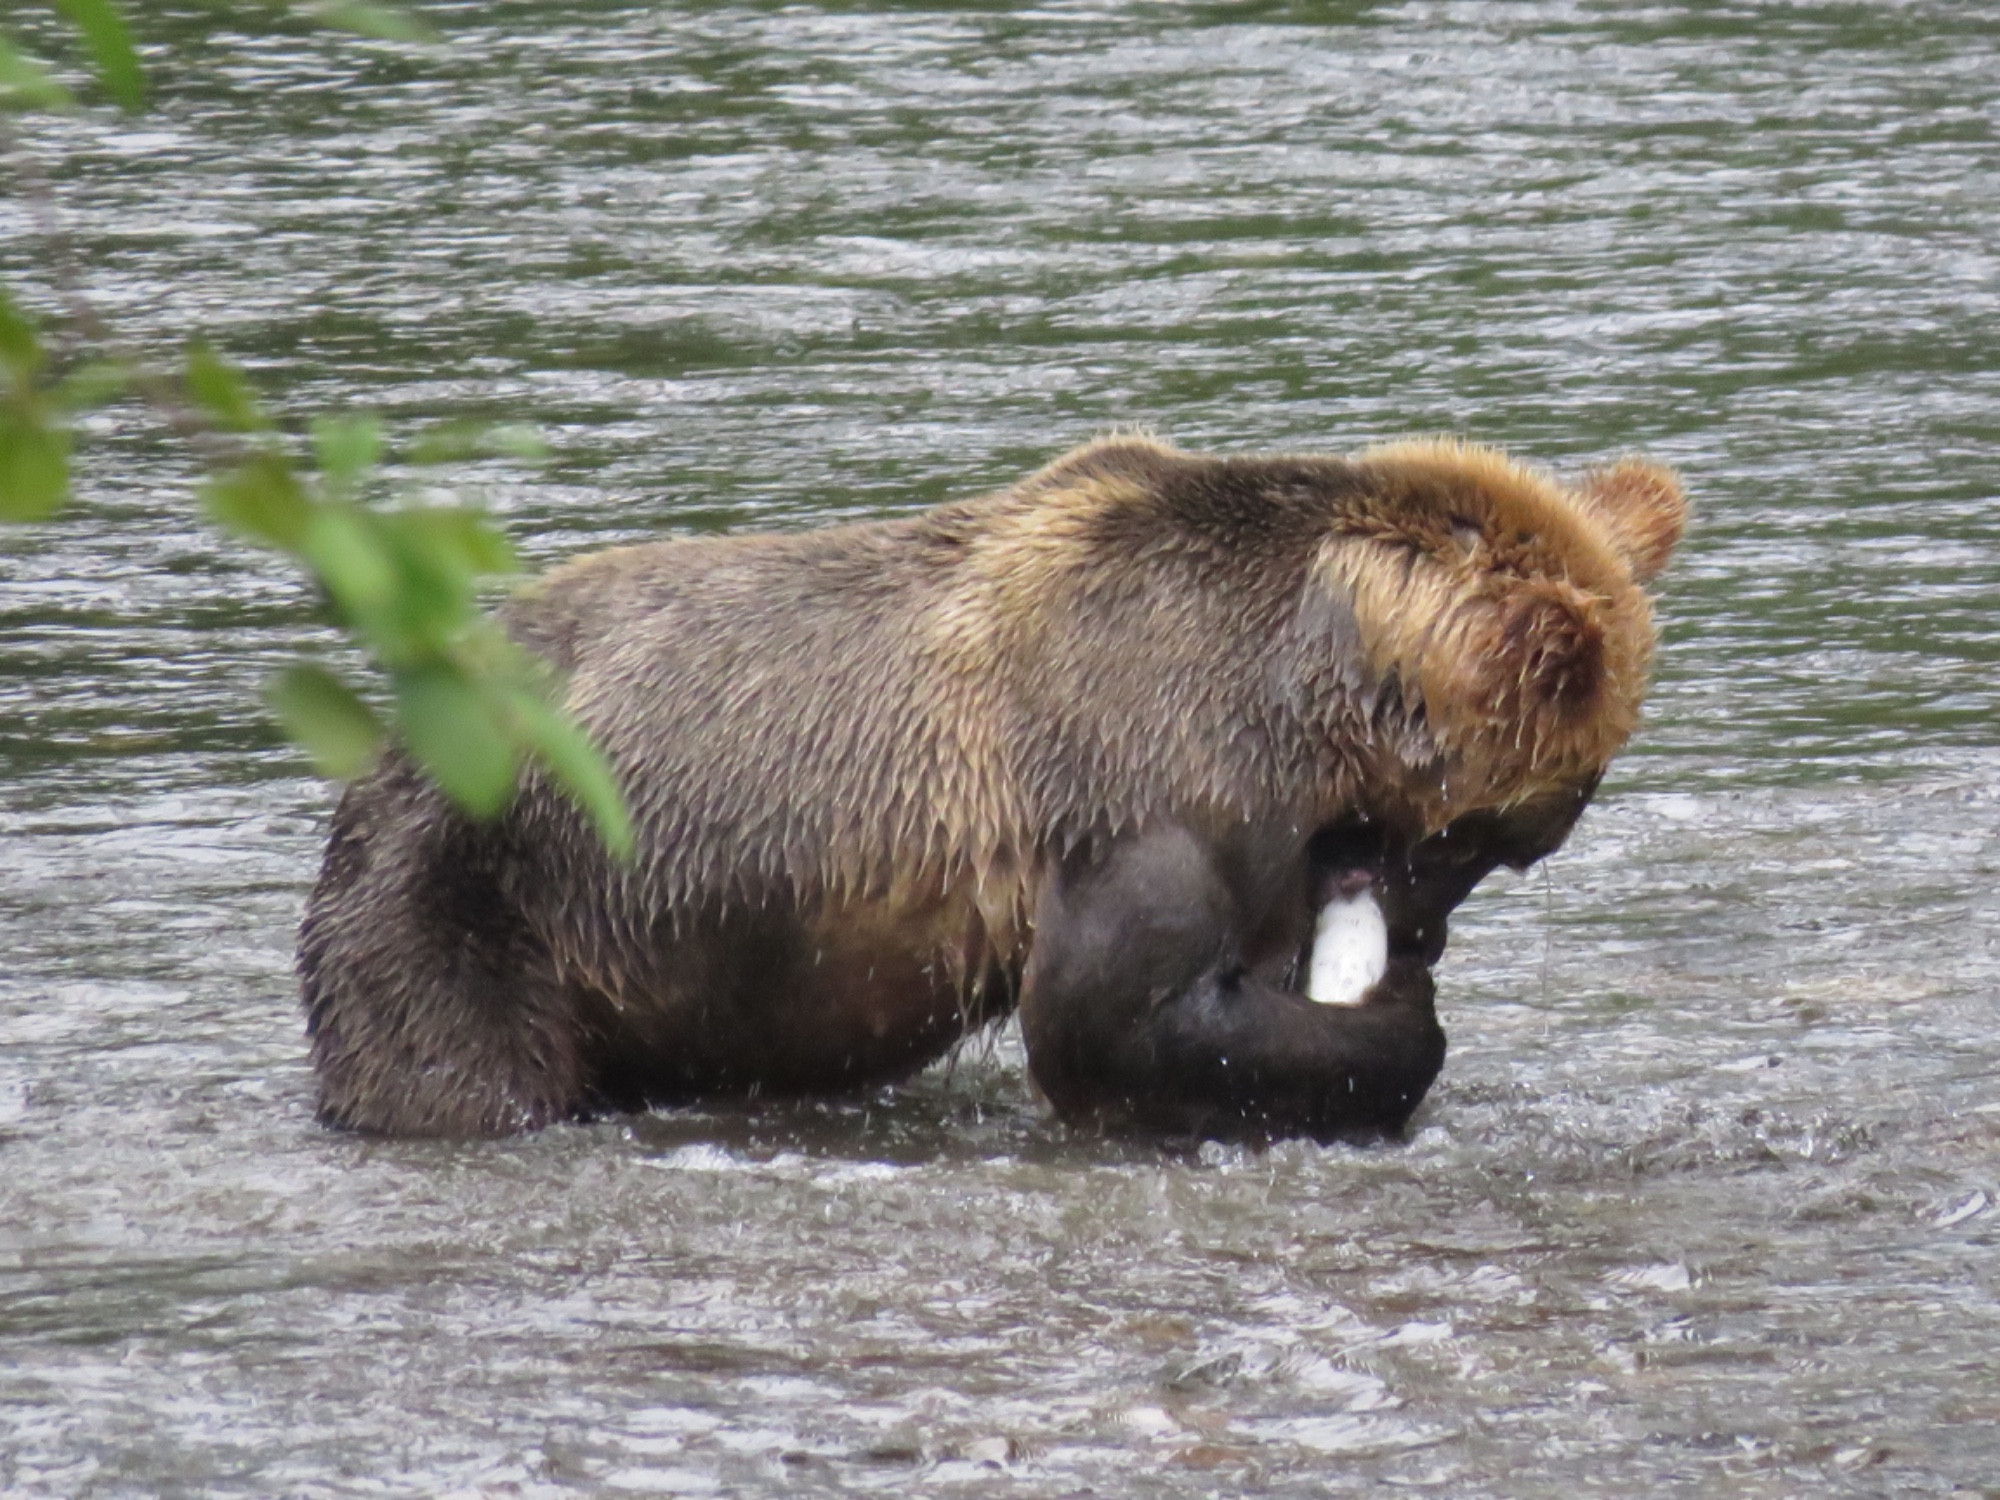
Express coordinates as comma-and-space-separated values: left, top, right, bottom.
298, 435, 1685, 1141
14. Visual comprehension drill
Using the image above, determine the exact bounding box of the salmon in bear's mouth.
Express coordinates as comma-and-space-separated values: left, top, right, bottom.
1304, 782, 1599, 1009
1307, 870, 1388, 1007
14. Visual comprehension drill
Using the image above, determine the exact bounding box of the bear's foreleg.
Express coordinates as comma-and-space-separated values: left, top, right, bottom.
1019, 823, 1446, 1143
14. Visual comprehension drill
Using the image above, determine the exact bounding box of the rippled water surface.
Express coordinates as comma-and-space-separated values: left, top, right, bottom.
4, 3, 1998, 1494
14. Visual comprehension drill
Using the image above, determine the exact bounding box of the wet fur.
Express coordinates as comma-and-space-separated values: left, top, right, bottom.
300, 436, 1685, 1137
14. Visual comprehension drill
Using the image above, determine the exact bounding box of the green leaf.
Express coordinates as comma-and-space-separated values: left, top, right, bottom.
203, 452, 310, 549
369, 510, 482, 650
0, 288, 45, 379
185, 342, 269, 433
504, 687, 634, 860
407, 419, 480, 466
311, 412, 382, 499
408, 418, 549, 466
0, 35, 74, 112
52, 358, 130, 411
300, 502, 398, 621
475, 423, 548, 462
266, 662, 384, 779
395, 664, 516, 815
303, 2, 436, 43
394, 504, 517, 579
52, 0, 144, 113
0, 404, 70, 521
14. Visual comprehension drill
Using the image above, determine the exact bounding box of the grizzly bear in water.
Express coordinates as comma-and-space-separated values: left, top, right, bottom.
299, 436, 1685, 1140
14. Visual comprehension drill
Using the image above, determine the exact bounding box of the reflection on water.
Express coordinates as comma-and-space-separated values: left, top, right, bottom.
2, 3, 1997, 1493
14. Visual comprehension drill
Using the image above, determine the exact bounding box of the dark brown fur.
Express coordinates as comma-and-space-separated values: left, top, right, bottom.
299, 436, 1685, 1138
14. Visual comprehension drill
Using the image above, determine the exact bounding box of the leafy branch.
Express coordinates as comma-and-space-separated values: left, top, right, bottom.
0, 1, 634, 857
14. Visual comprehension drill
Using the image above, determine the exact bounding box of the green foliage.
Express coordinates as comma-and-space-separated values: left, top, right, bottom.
192, 355, 635, 860
3, 0, 431, 115
0, 407, 70, 522
500, 685, 632, 861
187, 342, 273, 435
0, 35, 75, 111
266, 663, 384, 780
51, 0, 142, 111
394, 664, 517, 814
0, 1, 636, 861
409, 418, 549, 466
0, 290, 72, 523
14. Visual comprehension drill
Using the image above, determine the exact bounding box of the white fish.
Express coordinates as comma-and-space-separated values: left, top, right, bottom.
1306, 888, 1388, 1007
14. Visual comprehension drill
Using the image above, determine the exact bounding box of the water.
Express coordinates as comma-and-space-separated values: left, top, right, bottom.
4, 2, 1998, 1493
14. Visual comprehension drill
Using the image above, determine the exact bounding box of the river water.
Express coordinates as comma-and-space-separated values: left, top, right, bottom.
3, 2, 1997, 1494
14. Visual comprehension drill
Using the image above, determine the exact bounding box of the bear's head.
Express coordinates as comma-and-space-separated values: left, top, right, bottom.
945, 435, 1684, 969
1314, 438, 1685, 831
1278, 438, 1686, 962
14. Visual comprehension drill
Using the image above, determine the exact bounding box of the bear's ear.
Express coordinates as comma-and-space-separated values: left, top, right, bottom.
1572, 458, 1687, 584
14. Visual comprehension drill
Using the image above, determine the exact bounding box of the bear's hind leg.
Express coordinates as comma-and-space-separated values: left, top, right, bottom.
298, 759, 586, 1138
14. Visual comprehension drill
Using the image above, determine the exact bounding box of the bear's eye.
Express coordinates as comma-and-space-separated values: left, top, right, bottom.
1450, 517, 1482, 550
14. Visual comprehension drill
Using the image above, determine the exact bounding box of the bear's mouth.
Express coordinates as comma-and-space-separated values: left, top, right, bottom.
1303, 783, 1598, 1006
